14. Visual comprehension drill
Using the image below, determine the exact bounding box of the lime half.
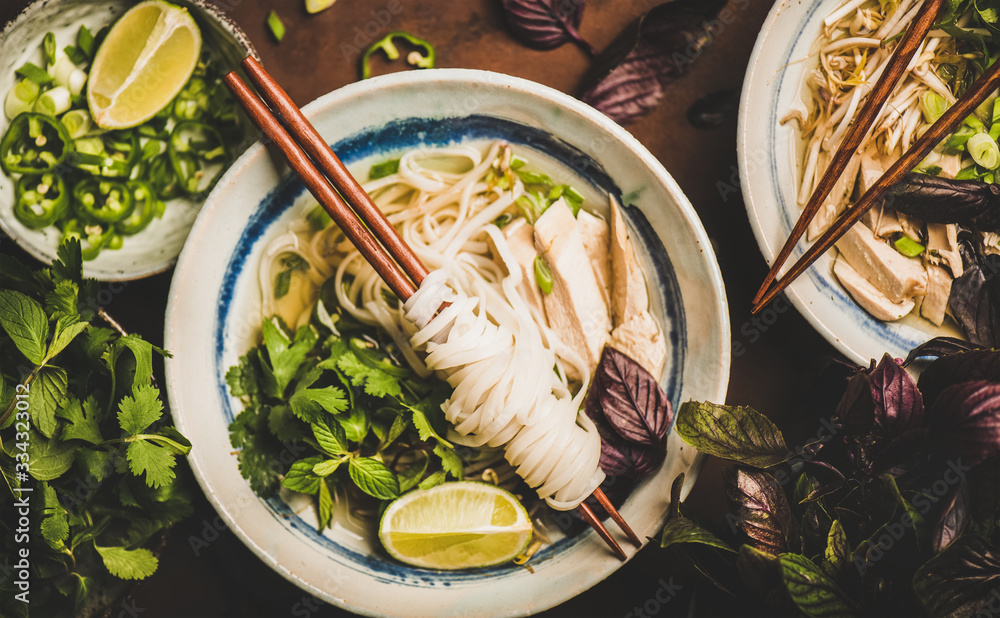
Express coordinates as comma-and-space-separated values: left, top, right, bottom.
379, 482, 532, 570
87, 0, 202, 129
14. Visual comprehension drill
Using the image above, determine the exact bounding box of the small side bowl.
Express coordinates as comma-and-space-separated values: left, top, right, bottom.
0, 0, 255, 280
165, 69, 730, 617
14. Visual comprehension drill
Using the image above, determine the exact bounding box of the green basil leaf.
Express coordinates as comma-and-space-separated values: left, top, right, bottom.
660, 516, 735, 552
780, 553, 856, 618
676, 401, 790, 467
0, 290, 50, 365
348, 457, 399, 500
822, 520, 849, 578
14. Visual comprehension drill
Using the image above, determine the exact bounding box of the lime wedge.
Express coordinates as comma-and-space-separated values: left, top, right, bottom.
305, 0, 337, 14
87, 0, 201, 129
378, 482, 532, 570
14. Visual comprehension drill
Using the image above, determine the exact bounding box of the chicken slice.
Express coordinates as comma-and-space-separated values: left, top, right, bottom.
835, 222, 927, 303
833, 255, 916, 321
920, 263, 953, 327
534, 199, 611, 375
576, 209, 611, 311
926, 223, 963, 278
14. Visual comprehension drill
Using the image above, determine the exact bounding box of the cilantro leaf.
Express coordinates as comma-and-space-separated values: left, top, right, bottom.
58, 396, 102, 444
268, 404, 308, 441
75, 447, 114, 483
94, 545, 159, 580
40, 482, 69, 548
52, 237, 83, 284
434, 443, 464, 479
118, 384, 163, 435
226, 353, 260, 400
337, 350, 402, 398
127, 440, 177, 488
27, 365, 68, 438
282, 456, 323, 494
261, 319, 317, 394
0, 290, 50, 364
289, 386, 348, 424
230, 408, 283, 495
45, 280, 79, 320
348, 457, 399, 500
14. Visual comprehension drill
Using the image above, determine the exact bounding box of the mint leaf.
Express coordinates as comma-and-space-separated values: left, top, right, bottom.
118, 384, 163, 435
418, 469, 446, 490
94, 545, 159, 580
28, 366, 68, 438
0, 290, 49, 364
398, 454, 429, 492
57, 396, 102, 444
127, 440, 177, 488
282, 456, 323, 494
261, 319, 317, 394
40, 482, 69, 548
46, 316, 88, 362
317, 478, 333, 533
312, 418, 348, 455
27, 430, 76, 481
313, 457, 344, 477
378, 412, 409, 450
337, 351, 402, 398
348, 457, 399, 500
434, 443, 464, 479
337, 406, 369, 443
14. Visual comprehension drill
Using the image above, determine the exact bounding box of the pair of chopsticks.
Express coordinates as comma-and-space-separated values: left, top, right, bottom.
223, 57, 641, 561
752, 0, 1000, 313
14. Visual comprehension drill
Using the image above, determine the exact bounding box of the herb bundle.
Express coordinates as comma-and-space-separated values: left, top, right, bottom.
226, 295, 466, 532
0, 240, 193, 618
662, 338, 1000, 617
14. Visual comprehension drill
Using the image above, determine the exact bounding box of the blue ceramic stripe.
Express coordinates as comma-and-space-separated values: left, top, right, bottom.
214, 114, 686, 585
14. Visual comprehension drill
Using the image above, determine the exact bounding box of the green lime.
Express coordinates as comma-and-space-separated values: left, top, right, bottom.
87, 0, 201, 129
378, 482, 533, 570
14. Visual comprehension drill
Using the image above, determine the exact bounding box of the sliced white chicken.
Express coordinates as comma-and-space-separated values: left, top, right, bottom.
926, 223, 964, 278
576, 209, 612, 311
608, 195, 665, 376
859, 146, 890, 194
980, 231, 1000, 257
488, 217, 548, 324
534, 199, 611, 375
833, 255, 915, 321
835, 222, 927, 303
863, 206, 904, 238
920, 263, 953, 327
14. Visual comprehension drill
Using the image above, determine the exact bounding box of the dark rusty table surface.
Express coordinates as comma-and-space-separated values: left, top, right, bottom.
0, 1, 839, 616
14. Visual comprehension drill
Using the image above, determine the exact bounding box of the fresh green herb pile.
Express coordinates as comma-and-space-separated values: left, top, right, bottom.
0, 240, 193, 618
2, 24, 245, 260
227, 292, 467, 532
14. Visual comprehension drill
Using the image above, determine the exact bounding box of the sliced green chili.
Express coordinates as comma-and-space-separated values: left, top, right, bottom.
13, 172, 68, 229
0, 112, 73, 174
168, 121, 227, 195
116, 180, 157, 235
362, 31, 435, 79
73, 177, 135, 223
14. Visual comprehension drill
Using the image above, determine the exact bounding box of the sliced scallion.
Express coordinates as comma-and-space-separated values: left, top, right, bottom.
533, 256, 553, 294
920, 91, 947, 124
34, 86, 72, 116
967, 133, 1000, 170
4, 80, 40, 119
15, 62, 53, 86
60, 109, 92, 139
42, 32, 56, 66
893, 235, 925, 258
267, 11, 285, 42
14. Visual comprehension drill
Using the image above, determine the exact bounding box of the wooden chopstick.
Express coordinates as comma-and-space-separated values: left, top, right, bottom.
223, 73, 417, 300
223, 64, 639, 561
752, 0, 946, 307
239, 56, 430, 288
751, 52, 1000, 313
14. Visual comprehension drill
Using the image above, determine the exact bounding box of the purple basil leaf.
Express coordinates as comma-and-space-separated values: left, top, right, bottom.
919, 349, 1000, 411
932, 480, 970, 553
970, 454, 1000, 527
869, 353, 923, 436
590, 346, 672, 446
949, 242, 1000, 347
868, 428, 929, 477
591, 417, 664, 480
836, 370, 876, 435
913, 536, 1000, 617
580, 0, 727, 125
903, 336, 985, 366
799, 461, 846, 503
723, 466, 796, 555
501, 0, 596, 55
929, 380, 1000, 468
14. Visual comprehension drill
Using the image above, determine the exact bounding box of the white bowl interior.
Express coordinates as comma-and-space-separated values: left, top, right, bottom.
165, 69, 729, 617
738, 0, 965, 364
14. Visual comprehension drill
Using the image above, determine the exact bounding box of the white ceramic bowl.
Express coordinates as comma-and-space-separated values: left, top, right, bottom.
739, 0, 963, 364
165, 69, 730, 617
0, 0, 254, 280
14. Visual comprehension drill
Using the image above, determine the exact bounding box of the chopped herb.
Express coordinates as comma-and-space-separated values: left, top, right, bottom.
15, 62, 53, 86
369, 158, 400, 179
273, 253, 310, 300
893, 235, 926, 257
534, 256, 553, 294
267, 10, 286, 42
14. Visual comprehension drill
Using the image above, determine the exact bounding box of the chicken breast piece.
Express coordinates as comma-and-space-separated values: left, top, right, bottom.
833, 255, 915, 321
920, 263, 953, 327
610, 313, 666, 378
576, 209, 611, 311
926, 223, 963, 278
835, 222, 927, 303
534, 199, 611, 374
